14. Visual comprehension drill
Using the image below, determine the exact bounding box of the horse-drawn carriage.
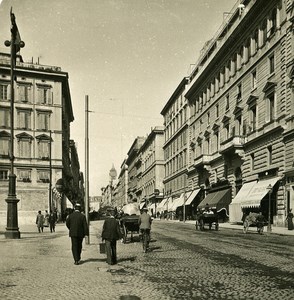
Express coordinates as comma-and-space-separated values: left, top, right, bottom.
243, 212, 267, 234
119, 203, 140, 243
195, 207, 219, 231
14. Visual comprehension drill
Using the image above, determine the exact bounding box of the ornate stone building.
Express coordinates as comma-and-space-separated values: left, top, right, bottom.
0, 53, 82, 224
185, 0, 294, 226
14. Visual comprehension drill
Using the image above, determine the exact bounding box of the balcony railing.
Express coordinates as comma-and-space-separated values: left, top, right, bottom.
219, 136, 246, 154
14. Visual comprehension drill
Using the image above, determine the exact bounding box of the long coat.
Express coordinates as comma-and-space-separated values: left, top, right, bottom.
66, 211, 89, 238
36, 213, 44, 227
101, 217, 122, 241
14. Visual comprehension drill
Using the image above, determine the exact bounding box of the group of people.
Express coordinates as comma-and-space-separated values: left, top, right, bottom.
36, 210, 57, 233
64, 202, 293, 266
65, 204, 152, 266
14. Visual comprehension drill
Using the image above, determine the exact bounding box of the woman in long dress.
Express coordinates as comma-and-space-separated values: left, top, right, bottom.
44, 210, 50, 227
286, 209, 293, 230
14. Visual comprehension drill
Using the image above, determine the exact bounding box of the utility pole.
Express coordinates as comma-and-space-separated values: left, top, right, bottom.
49, 130, 52, 213
85, 95, 90, 244
4, 9, 25, 239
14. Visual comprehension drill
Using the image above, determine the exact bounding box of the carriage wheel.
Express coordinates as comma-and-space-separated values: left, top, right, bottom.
123, 224, 127, 243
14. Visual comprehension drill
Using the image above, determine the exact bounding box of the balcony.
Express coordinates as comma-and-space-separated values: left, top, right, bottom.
219, 136, 246, 157
194, 154, 212, 169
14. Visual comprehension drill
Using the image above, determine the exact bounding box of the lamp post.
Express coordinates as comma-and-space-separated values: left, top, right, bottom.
183, 190, 186, 223
267, 184, 272, 232
4, 10, 25, 239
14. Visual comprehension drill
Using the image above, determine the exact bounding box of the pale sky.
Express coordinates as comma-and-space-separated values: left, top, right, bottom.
0, 0, 237, 196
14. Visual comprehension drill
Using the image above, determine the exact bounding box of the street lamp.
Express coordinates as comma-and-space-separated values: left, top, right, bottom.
267, 184, 272, 232
4, 10, 25, 239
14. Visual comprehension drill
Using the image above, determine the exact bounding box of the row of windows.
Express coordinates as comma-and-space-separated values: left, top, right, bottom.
165, 174, 187, 196
164, 94, 185, 124
250, 145, 273, 171
190, 5, 279, 117
191, 51, 275, 125
0, 82, 53, 105
191, 86, 276, 156
0, 138, 51, 159
0, 169, 50, 182
165, 107, 187, 141
165, 150, 187, 177
0, 108, 51, 131
164, 130, 187, 160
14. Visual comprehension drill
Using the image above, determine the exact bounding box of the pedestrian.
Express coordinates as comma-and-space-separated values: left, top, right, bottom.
138, 207, 152, 252
44, 210, 49, 228
66, 203, 89, 265
49, 210, 57, 233
286, 209, 293, 230
101, 209, 122, 265
36, 210, 44, 233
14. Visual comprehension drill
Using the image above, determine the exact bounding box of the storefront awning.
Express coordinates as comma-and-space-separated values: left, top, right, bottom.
243, 177, 280, 207
175, 192, 192, 208
168, 194, 184, 212
185, 189, 201, 205
198, 188, 231, 212
157, 198, 168, 210
231, 181, 257, 205
229, 177, 280, 223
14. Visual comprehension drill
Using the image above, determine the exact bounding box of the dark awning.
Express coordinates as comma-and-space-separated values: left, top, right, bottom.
198, 188, 231, 213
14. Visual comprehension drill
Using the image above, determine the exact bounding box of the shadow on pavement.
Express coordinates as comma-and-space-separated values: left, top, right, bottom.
81, 258, 106, 264
118, 256, 137, 263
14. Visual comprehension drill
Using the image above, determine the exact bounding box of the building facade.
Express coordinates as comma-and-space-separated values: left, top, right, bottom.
185, 0, 293, 226
126, 137, 146, 203
160, 78, 193, 218
0, 53, 81, 224
137, 126, 165, 216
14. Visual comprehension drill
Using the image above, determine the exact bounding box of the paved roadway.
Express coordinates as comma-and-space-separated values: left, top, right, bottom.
0, 220, 293, 300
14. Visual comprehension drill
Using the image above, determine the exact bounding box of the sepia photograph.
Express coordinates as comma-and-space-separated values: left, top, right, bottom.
0, 0, 293, 299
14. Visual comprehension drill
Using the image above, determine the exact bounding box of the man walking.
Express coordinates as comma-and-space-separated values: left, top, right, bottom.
48, 210, 57, 233
66, 204, 89, 265
101, 210, 122, 265
138, 207, 152, 252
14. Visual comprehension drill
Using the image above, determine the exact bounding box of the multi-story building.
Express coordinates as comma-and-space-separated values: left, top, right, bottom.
185, 0, 293, 226
160, 78, 198, 219
137, 126, 165, 216
0, 53, 81, 224
116, 159, 128, 208
126, 137, 146, 203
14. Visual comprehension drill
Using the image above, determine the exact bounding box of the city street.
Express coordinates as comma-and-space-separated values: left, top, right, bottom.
0, 220, 293, 300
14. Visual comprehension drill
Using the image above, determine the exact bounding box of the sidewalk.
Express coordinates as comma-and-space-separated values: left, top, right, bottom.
158, 219, 294, 236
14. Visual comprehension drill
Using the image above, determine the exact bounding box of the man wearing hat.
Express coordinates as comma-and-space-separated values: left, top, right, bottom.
101, 209, 122, 265
138, 207, 152, 252
66, 203, 89, 265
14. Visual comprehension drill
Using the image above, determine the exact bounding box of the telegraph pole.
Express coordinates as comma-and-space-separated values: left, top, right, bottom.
85, 95, 90, 244
49, 130, 52, 213
4, 9, 25, 239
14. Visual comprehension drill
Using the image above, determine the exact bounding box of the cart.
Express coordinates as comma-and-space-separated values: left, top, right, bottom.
243, 212, 267, 234
195, 209, 219, 231
119, 215, 140, 243
119, 203, 141, 243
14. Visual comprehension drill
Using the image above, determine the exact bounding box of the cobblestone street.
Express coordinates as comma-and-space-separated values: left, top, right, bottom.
0, 220, 293, 300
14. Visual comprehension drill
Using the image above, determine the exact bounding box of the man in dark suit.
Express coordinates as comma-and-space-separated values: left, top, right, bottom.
101, 209, 122, 265
66, 204, 89, 265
